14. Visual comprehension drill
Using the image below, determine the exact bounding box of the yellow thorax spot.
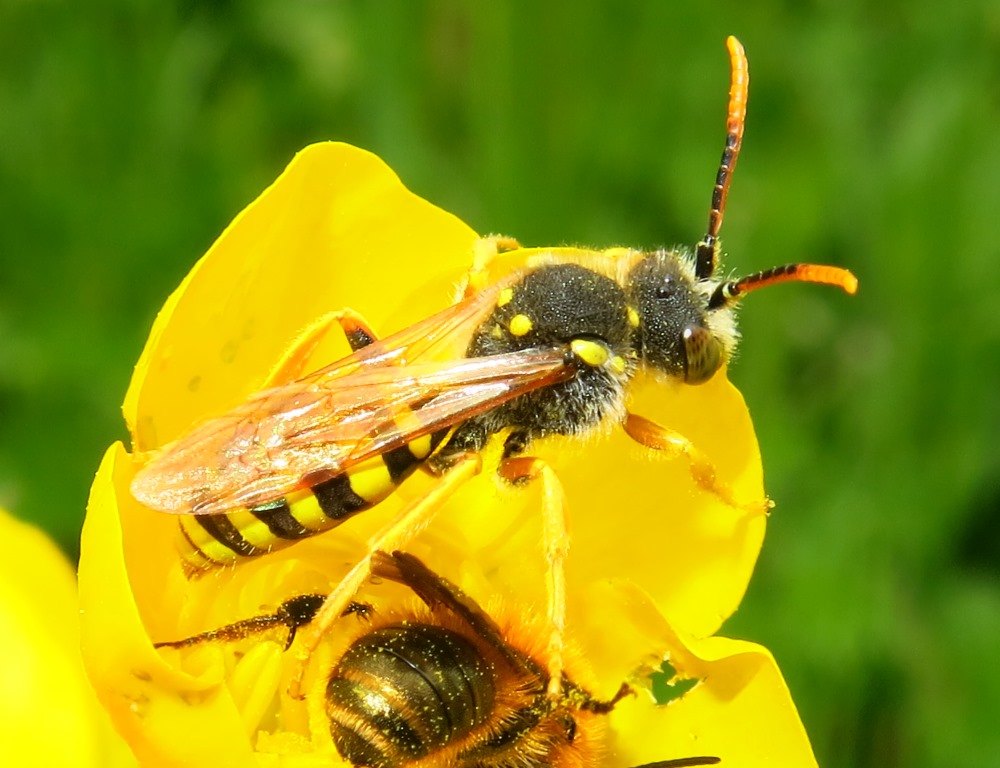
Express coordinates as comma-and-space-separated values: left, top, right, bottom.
627, 306, 640, 328
570, 339, 610, 368
509, 314, 533, 337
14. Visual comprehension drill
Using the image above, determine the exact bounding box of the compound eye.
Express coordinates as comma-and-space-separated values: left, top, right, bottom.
682, 325, 724, 384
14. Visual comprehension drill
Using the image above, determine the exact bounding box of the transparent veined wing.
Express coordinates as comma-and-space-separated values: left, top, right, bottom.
130, 272, 577, 515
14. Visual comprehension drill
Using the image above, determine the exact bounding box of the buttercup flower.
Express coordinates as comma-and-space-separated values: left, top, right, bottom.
80, 142, 816, 766
0, 508, 135, 767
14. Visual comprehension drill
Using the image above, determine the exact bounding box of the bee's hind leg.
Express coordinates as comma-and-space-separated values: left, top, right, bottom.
264, 308, 380, 386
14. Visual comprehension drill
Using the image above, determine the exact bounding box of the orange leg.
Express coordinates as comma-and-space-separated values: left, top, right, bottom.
498, 456, 569, 700
624, 412, 772, 516
290, 453, 484, 698
263, 308, 378, 387
463, 235, 523, 298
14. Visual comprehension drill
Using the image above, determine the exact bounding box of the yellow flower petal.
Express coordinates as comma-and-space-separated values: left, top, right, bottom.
124, 142, 480, 451
80, 444, 256, 767
0, 508, 135, 767
608, 641, 816, 768
605, 582, 815, 767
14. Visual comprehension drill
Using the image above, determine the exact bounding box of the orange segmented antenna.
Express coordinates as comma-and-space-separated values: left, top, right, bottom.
708, 263, 859, 309
695, 36, 749, 280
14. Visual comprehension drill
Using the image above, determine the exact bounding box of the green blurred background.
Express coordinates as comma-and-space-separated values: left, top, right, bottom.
1, 2, 997, 766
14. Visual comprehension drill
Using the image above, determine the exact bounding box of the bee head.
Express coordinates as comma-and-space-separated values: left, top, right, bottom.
626, 251, 731, 384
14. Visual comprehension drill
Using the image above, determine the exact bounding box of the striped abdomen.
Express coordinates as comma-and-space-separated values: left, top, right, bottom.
326, 624, 496, 767
177, 431, 446, 574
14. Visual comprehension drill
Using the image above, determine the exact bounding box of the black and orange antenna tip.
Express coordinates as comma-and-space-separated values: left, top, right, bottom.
736, 263, 858, 296
725, 36, 748, 127
709, 263, 858, 309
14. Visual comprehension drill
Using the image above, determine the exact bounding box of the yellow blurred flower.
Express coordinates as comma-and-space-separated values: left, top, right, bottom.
0, 508, 135, 767
79, 142, 815, 766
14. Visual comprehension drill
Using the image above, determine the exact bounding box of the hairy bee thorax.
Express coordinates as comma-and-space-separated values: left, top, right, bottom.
445, 262, 638, 457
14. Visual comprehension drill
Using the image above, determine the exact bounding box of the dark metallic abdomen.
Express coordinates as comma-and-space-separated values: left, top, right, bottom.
326, 623, 496, 767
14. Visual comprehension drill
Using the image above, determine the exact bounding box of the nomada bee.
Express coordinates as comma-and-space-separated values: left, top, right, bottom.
134, 36, 856, 695
157, 550, 722, 768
